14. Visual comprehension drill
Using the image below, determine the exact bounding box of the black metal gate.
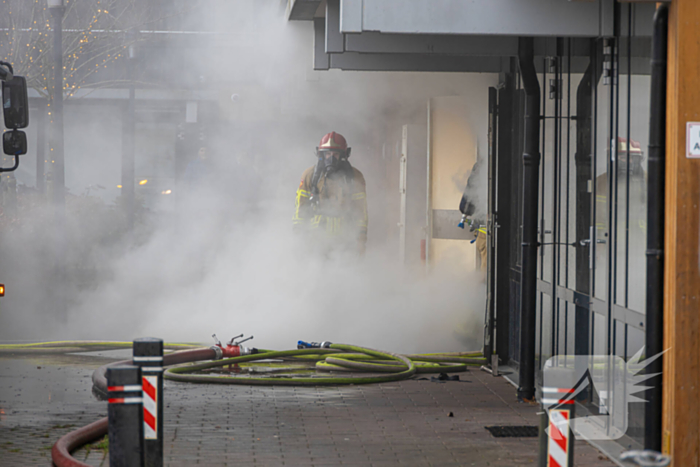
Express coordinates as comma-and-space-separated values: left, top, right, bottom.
492, 4, 652, 449
492, 60, 525, 368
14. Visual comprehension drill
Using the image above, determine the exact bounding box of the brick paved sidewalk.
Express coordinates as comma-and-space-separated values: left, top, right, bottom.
156, 368, 615, 467
0, 356, 617, 466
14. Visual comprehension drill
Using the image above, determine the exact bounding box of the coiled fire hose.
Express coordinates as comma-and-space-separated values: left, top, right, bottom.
164, 344, 485, 386
0, 340, 483, 466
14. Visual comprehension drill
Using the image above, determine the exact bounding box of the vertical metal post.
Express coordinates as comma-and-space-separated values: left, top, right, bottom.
484, 86, 498, 361
49, 5, 65, 210
645, 4, 667, 453
517, 37, 541, 402
133, 338, 164, 467
35, 100, 47, 194
496, 66, 515, 364
538, 410, 549, 467
574, 41, 600, 375
551, 46, 562, 359
425, 99, 433, 270
491, 354, 499, 377
605, 4, 622, 366
624, 4, 633, 311
48, 3, 67, 322
122, 33, 137, 231
399, 126, 408, 264
107, 365, 144, 467
122, 89, 136, 231
564, 39, 572, 356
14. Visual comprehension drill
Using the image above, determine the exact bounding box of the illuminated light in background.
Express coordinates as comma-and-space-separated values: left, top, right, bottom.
161, 190, 172, 195
117, 185, 122, 188
139, 179, 148, 185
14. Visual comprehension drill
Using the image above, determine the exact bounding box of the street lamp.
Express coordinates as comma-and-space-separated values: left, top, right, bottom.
122, 29, 137, 231
48, 0, 65, 208
47, 0, 67, 322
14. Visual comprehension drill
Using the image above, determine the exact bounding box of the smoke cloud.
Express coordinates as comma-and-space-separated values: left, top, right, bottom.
0, 0, 491, 355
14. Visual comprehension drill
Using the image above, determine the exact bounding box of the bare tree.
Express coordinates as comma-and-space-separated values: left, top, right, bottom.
0, 0, 195, 99
1, 0, 200, 192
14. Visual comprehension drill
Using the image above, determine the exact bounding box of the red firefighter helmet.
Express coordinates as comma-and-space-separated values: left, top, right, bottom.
317, 131, 351, 158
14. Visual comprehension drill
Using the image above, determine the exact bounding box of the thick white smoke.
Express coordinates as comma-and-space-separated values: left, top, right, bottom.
0, 0, 491, 355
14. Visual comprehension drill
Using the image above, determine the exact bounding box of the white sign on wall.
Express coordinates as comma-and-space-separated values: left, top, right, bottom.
687, 122, 700, 158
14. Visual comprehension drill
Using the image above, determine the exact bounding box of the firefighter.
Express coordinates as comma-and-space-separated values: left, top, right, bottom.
293, 132, 368, 255
458, 158, 488, 277
593, 138, 647, 307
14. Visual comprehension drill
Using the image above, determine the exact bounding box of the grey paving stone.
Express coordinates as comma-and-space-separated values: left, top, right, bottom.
0, 358, 621, 467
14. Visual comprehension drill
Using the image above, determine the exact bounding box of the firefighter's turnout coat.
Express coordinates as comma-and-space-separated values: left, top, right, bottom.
294, 165, 368, 246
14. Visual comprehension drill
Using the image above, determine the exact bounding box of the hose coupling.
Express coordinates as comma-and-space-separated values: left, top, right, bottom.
297, 340, 332, 349
458, 213, 467, 229
210, 345, 223, 360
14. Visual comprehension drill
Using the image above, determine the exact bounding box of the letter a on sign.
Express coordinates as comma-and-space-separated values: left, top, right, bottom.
687, 122, 700, 158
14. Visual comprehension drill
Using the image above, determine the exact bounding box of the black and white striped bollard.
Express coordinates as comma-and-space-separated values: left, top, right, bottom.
107, 365, 144, 467
133, 337, 164, 467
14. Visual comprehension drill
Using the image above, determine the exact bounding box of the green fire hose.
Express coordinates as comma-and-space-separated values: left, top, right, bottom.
164, 344, 486, 386
0, 340, 198, 355
0, 339, 486, 386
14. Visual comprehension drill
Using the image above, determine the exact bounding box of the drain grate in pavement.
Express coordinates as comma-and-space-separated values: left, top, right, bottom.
484, 425, 539, 438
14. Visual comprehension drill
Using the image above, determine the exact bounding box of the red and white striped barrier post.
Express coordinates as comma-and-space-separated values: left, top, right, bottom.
107, 365, 144, 467
133, 338, 164, 467
541, 384, 576, 467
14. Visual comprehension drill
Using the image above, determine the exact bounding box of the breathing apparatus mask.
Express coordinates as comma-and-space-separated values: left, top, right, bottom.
317, 148, 351, 174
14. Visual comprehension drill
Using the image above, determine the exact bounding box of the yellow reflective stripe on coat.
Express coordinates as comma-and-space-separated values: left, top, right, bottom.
293, 188, 311, 223
351, 192, 366, 200
323, 217, 343, 235
476, 228, 487, 235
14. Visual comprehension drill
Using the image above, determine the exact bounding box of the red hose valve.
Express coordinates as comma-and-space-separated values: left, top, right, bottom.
212, 334, 256, 359
221, 344, 248, 358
